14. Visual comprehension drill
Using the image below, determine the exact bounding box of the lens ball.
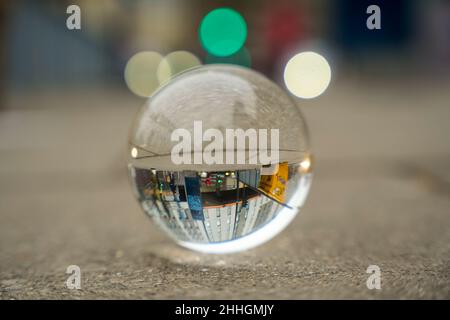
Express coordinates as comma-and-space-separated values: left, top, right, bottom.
128, 65, 313, 253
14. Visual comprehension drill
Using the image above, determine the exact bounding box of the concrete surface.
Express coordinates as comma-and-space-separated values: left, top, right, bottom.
0, 79, 449, 299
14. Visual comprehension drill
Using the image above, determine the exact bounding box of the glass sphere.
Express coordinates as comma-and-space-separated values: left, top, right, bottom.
128, 65, 313, 254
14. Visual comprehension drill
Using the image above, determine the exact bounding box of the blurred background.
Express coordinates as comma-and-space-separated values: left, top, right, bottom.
2, 0, 450, 94
1, 0, 449, 299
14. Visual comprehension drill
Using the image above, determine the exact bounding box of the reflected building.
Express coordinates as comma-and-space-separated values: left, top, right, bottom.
130, 165, 288, 244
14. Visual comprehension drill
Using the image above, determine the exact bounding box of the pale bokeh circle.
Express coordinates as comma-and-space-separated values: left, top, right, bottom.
157, 51, 201, 85
124, 51, 163, 97
284, 51, 331, 99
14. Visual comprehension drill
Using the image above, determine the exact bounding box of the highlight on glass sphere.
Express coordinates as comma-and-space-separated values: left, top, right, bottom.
128, 65, 313, 254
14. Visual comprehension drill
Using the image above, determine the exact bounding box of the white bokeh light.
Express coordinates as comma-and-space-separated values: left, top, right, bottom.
284, 51, 331, 99
131, 147, 138, 158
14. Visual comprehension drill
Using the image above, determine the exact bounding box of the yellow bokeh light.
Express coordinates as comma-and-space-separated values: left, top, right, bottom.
299, 154, 313, 173
283, 51, 331, 99
300, 158, 311, 171
157, 51, 201, 85
124, 51, 163, 97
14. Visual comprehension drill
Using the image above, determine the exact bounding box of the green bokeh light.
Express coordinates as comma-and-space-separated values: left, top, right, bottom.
199, 8, 247, 57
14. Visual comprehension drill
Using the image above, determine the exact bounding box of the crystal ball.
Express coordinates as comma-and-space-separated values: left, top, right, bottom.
128, 65, 313, 253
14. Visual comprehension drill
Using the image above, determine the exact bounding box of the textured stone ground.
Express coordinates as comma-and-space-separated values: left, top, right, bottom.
1, 79, 449, 299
